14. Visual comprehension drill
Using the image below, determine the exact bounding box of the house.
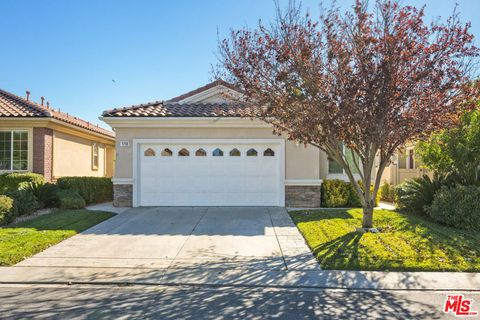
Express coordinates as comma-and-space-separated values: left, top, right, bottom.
380, 144, 430, 186
102, 80, 372, 208
0, 88, 115, 181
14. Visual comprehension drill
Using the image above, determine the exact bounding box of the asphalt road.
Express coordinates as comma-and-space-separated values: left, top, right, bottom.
1, 284, 477, 319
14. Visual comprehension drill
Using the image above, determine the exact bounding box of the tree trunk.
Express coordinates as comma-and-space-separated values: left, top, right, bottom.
362, 205, 374, 229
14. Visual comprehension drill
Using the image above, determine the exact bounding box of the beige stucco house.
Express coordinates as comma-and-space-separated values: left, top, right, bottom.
0, 88, 115, 181
102, 80, 368, 208
380, 144, 430, 186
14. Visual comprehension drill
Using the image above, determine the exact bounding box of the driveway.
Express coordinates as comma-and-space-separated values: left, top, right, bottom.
16, 207, 319, 273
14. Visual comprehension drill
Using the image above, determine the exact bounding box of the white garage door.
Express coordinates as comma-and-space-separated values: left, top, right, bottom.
137, 140, 283, 206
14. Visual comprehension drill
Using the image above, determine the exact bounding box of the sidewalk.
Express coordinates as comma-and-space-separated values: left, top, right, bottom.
0, 266, 478, 290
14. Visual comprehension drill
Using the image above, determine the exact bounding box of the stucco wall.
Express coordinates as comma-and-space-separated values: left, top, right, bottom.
53, 130, 107, 178
113, 127, 322, 181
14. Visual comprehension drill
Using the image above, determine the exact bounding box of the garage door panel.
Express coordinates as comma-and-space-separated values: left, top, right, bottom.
138, 142, 282, 206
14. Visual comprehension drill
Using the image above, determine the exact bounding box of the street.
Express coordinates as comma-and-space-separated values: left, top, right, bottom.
1, 284, 475, 319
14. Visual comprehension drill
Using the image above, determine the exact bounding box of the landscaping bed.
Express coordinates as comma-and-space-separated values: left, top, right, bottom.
0, 209, 114, 266
289, 208, 480, 272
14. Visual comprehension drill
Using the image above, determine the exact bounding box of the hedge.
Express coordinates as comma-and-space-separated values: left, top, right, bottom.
427, 185, 480, 231
0, 173, 44, 194
321, 179, 379, 208
56, 189, 86, 209
0, 195, 14, 225
56, 177, 113, 204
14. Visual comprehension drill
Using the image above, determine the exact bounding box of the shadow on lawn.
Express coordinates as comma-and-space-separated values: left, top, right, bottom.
313, 232, 363, 269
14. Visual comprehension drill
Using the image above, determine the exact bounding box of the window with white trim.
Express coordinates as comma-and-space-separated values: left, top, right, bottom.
92, 143, 99, 170
328, 144, 360, 175
0, 130, 28, 171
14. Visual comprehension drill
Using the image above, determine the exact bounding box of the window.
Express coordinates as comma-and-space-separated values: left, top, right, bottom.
229, 148, 241, 156
0, 130, 28, 171
92, 143, 99, 170
161, 148, 173, 156
144, 148, 155, 157
178, 148, 190, 156
407, 149, 415, 169
246, 148, 257, 156
328, 144, 360, 175
263, 148, 275, 156
195, 148, 207, 156
212, 148, 224, 156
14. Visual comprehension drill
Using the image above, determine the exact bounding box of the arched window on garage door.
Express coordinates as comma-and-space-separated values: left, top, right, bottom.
263, 148, 275, 156
247, 148, 258, 156
212, 148, 224, 156
195, 148, 207, 156
229, 148, 241, 156
178, 148, 190, 156
161, 148, 173, 156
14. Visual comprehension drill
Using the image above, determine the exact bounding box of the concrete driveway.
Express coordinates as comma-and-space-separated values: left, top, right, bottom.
17, 207, 319, 273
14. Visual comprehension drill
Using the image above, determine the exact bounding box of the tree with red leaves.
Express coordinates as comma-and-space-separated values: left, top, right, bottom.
217, 0, 479, 228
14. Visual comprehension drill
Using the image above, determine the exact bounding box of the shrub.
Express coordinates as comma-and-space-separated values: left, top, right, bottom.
57, 177, 113, 204
0, 195, 15, 225
20, 182, 60, 208
321, 179, 352, 207
427, 185, 480, 230
56, 189, 86, 209
379, 182, 396, 203
395, 174, 447, 215
321, 179, 379, 208
5, 189, 39, 216
0, 173, 44, 194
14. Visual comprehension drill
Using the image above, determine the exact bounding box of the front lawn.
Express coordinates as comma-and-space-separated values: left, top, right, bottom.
0, 209, 114, 266
289, 209, 480, 272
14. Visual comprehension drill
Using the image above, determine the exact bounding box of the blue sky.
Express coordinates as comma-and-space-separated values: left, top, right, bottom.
1, 0, 479, 128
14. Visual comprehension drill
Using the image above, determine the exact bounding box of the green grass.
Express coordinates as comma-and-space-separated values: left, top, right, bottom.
0, 209, 115, 266
289, 209, 480, 272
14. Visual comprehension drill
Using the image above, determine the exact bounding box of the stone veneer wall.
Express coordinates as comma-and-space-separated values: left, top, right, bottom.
113, 184, 133, 207
285, 185, 321, 208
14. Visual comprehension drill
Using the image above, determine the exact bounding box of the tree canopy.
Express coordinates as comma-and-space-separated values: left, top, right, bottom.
417, 109, 480, 185
217, 0, 479, 228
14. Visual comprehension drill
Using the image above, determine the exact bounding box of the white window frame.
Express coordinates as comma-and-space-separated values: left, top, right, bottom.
0, 129, 29, 172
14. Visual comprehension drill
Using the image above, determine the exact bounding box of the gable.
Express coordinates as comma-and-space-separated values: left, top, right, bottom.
176, 85, 242, 104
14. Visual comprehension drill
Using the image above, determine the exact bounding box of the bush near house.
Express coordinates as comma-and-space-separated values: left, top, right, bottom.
427, 185, 480, 231
56, 190, 86, 209
395, 174, 448, 216
0, 195, 15, 225
0, 173, 45, 194
57, 177, 113, 204
5, 189, 39, 216
379, 183, 396, 203
321, 179, 379, 208
20, 182, 60, 208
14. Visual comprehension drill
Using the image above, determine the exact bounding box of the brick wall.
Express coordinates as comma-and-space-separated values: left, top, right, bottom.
32, 127, 53, 181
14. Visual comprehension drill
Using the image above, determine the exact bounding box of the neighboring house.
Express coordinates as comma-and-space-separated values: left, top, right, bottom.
102, 80, 367, 208
0, 88, 115, 181
379, 144, 430, 186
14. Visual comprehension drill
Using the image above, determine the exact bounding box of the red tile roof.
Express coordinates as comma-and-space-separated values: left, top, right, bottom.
0, 88, 115, 138
102, 80, 256, 118
102, 101, 259, 117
